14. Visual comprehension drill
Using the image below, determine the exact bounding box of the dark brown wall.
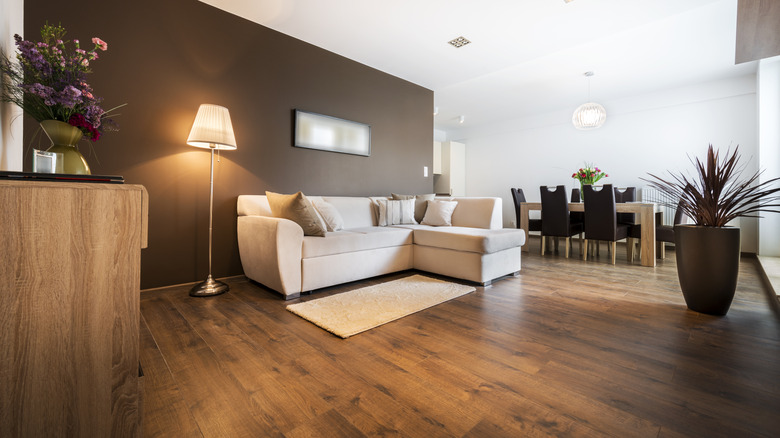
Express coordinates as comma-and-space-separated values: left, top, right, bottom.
25, 0, 434, 289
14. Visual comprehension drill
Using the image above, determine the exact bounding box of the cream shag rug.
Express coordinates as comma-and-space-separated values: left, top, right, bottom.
286, 274, 475, 338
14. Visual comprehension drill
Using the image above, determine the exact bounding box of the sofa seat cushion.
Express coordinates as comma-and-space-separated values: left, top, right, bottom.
302, 226, 413, 258
412, 227, 526, 254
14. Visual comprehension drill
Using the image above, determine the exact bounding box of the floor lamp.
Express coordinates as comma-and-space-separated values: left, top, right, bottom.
187, 104, 237, 297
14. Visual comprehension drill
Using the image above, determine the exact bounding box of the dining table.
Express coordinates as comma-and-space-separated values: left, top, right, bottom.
518, 201, 657, 267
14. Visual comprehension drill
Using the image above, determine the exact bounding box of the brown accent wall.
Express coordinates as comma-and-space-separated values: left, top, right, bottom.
25, 0, 434, 289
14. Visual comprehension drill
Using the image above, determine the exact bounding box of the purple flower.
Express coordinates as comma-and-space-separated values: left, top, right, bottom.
23, 83, 56, 105
55, 85, 83, 108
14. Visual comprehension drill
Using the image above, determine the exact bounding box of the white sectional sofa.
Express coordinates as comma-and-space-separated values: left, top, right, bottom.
237, 195, 526, 299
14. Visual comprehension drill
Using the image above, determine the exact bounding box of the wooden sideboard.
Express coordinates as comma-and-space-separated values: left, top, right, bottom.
0, 180, 148, 437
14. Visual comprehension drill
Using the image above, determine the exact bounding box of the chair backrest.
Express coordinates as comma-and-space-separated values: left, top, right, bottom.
614, 187, 636, 224
673, 199, 685, 225
570, 187, 584, 224
613, 187, 636, 203
584, 184, 617, 240
510, 188, 526, 229
540, 185, 570, 236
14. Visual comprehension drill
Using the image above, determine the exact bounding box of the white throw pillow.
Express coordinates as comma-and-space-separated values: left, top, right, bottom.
391, 193, 436, 223
376, 199, 417, 226
421, 200, 458, 226
312, 200, 344, 231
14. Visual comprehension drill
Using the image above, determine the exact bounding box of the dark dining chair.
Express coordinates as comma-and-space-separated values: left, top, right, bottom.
512, 188, 552, 250
655, 199, 685, 258
570, 187, 584, 227
511, 188, 542, 232
583, 184, 635, 264
614, 187, 637, 225
540, 185, 583, 258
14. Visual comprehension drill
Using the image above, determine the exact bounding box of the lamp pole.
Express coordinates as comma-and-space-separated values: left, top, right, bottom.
190, 145, 229, 297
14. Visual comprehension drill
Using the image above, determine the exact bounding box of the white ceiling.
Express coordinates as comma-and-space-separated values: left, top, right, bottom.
200, 0, 755, 132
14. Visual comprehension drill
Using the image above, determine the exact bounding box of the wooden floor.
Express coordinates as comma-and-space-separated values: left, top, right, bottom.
140, 241, 780, 437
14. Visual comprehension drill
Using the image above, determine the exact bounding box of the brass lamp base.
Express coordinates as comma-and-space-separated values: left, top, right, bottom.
190, 275, 229, 297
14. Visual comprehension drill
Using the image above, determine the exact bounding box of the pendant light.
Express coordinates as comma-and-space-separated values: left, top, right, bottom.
572, 71, 606, 130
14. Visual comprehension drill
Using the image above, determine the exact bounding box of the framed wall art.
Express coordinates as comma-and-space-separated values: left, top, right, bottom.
293, 110, 371, 156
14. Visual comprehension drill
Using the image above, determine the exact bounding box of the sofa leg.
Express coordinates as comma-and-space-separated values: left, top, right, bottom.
512, 271, 521, 277
481, 280, 493, 287
284, 292, 302, 300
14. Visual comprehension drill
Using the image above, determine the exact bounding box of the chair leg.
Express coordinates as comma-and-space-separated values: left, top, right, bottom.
611, 241, 617, 265
541, 235, 546, 255
579, 233, 584, 256
564, 237, 570, 258
658, 242, 666, 259
554, 237, 560, 253
626, 238, 634, 263
582, 239, 588, 261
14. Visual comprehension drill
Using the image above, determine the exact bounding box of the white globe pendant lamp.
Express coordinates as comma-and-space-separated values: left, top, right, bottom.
572, 71, 606, 130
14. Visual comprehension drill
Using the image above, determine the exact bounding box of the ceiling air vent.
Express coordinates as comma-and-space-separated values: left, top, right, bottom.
448, 36, 471, 48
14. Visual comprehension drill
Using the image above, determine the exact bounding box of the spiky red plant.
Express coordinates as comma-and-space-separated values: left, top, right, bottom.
642, 145, 780, 227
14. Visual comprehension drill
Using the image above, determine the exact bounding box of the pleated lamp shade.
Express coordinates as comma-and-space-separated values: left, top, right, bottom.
187, 104, 237, 150
572, 102, 607, 130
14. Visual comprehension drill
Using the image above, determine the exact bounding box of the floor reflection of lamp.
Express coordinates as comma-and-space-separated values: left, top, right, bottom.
187, 104, 237, 297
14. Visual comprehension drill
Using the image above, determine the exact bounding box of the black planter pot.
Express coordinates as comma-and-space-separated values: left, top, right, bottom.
674, 225, 741, 315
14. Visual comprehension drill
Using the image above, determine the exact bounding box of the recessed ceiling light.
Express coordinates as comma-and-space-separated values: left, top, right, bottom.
448, 36, 471, 48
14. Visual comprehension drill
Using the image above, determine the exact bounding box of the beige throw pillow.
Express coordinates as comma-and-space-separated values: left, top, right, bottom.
391, 193, 435, 223
311, 199, 344, 231
421, 200, 458, 226
266, 191, 326, 237
377, 199, 417, 226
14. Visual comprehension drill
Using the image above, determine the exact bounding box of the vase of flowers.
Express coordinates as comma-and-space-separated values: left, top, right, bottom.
571, 164, 608, 200
0, 23, 124, 174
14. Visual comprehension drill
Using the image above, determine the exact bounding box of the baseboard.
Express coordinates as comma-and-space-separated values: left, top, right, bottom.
756, 256, 780, 300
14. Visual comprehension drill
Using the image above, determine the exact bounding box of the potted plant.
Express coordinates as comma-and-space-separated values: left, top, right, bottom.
643, 145, 780, 315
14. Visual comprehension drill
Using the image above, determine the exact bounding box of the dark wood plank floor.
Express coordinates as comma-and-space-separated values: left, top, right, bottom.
140, 240, 780, 437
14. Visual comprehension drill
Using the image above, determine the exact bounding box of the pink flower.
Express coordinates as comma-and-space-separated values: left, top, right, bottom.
92, 37, 107, 51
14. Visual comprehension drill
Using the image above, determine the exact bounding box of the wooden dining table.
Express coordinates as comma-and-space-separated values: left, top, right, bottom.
518, 202, 657, 267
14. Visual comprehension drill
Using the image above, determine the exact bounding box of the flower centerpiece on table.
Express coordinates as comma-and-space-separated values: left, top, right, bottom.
572, 164, 608, 200
0, 23, 124, 143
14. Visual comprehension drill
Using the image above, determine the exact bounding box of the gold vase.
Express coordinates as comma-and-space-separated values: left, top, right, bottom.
40, 120, 91, 175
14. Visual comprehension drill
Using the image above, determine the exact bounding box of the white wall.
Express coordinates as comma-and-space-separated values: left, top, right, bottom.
449, 75, 760, 252
757, 56, 780, 256
0, 0, 24, 171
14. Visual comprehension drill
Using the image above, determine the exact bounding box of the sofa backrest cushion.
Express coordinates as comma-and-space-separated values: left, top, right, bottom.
321, 196, 377, 229
444, 197, 503, 229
